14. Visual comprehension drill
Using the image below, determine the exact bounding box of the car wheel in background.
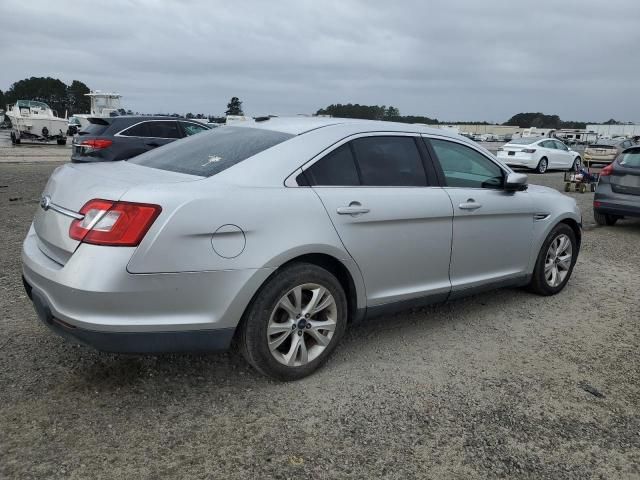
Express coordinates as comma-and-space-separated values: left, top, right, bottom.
594, 210, 618, 226
572, 157, 581, 171
528, 223, 577, 296
536, 157, 548, 174
239, 263, 348, 380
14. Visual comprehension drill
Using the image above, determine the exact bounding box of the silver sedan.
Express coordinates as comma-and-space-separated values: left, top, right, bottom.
22, 118, 581, 380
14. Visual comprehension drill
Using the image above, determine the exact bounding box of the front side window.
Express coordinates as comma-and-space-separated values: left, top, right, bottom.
430, 139, 504, 189
305, 144, 360, 186
146, 121, 181, 139
181, 121, 209, 136
351, 136, 427, 187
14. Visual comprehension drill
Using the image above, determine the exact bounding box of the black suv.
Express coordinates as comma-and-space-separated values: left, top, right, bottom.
71, 116, 211, 162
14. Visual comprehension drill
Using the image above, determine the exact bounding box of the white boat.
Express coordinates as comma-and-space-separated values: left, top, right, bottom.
73, 91, 122, 128
6, 100, 68, 144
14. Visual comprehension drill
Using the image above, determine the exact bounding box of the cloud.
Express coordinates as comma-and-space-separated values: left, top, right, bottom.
1, 0, 638, 122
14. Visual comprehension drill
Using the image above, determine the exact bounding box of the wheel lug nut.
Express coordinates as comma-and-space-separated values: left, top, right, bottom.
305, 314, 310, 318
296, 314, 301, 318
292, 324, 297, 330
306, 324, 311, 329
297, 330, 303, 336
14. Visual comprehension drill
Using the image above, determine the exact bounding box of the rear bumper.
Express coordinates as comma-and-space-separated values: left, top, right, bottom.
594, 183, 640, 218
584, 154, 616, 163
24, 276, 235, 353
21, 225, 273, 352
498, 153, 537, 168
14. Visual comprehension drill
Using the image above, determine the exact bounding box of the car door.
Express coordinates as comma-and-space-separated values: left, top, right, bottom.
144, 120, 181, 150
425, 137, 534, 295
538, 140, 558, 168
553, 140, 573, 168
305, 134, 454, 307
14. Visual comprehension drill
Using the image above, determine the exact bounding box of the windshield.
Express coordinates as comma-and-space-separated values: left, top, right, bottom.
129, 126, 294, 177
619, 149, 640, 168
507, 137, 541, 145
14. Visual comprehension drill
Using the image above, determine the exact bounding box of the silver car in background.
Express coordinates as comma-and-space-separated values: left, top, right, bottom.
22, 118, 582, 380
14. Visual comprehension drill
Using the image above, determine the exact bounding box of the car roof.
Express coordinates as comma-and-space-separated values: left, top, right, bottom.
234, 116, 457, 138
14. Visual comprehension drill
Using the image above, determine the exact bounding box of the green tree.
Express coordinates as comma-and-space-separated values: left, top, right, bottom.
225, 97, 243, 116
66, 80, 90, 115
315, 103, 438, 124
186, 112, 195, 119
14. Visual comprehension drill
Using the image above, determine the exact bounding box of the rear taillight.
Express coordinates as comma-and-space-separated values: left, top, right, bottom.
69, 199, 161, 246
522, 148, 537, 153
80, 139, 113, 150
599, 163, 615, 176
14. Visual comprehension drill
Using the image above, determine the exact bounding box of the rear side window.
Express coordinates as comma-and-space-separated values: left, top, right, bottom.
541, 140, 555, 149
351, 136, 427, 186
129, 126, 293, 177
430, 139, 504, 189
305, 144, 360, 186
147, 121, 181, 139
120, 122, 151, 137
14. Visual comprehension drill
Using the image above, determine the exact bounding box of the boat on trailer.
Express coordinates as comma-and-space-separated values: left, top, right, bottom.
6, 100, 68, 145
72, 91, 122, 128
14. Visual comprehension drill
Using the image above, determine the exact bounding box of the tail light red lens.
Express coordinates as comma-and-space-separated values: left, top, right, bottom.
599, 163, 615, 176
522, 148, 537, 153
69, 199, 161, 246
80, 139, 113, 150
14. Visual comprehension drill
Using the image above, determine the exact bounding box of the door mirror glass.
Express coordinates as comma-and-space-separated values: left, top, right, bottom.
505, 172, 528, 191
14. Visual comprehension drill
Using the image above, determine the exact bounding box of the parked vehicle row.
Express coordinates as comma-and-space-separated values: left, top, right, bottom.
22, 118, 582, 380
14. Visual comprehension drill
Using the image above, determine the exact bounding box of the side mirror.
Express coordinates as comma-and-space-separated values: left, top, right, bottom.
505, 172, 528, 192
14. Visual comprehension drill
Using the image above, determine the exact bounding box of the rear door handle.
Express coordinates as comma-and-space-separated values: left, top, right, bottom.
459, 199, 482, 211
337, 202, 370, 216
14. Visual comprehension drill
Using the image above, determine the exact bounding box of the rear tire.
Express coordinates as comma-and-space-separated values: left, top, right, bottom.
238, 263, 348, 381
594, 209, 618, 226
535, 157, 548, 174
528, 223, 577, 296
572, 157, 581, 170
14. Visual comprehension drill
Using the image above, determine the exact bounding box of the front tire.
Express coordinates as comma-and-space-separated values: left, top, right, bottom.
528, 223, 577, 296
535, 157, 548, 174
238, 263, 348, 381
594, 210, 618, 226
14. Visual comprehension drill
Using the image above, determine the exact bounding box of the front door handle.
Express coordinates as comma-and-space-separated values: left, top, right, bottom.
459, 199, 482, 211
337, 202, 370, 216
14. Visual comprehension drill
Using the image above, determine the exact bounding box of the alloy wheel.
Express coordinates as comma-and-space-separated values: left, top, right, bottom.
544, 234, 572, 287
267, 283, 338, 367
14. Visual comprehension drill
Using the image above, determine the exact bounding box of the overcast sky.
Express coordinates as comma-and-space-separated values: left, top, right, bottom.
1, 0, 638, 122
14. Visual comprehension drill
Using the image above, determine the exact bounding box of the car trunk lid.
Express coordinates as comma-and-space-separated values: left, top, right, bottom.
33, 162, 202, 265
610, 152, 640, 196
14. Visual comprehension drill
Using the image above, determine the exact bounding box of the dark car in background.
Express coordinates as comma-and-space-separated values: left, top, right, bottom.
593, 146, 640, 225
71, 116, 211, 162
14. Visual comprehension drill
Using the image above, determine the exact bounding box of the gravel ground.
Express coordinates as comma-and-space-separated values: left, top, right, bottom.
0, 153, 639, 479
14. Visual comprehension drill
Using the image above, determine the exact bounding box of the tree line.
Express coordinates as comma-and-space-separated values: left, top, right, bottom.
1, 77, 91, 117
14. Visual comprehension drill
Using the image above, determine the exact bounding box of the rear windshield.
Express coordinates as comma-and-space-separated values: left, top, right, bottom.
128, 126, 294, 177
619, 149, 640, 168
79, 121, 110, 136
508, 137, 541, 145
589, 143, 616, 148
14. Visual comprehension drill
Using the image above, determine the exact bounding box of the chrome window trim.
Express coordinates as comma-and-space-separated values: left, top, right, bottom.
114, 120, 181, 140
